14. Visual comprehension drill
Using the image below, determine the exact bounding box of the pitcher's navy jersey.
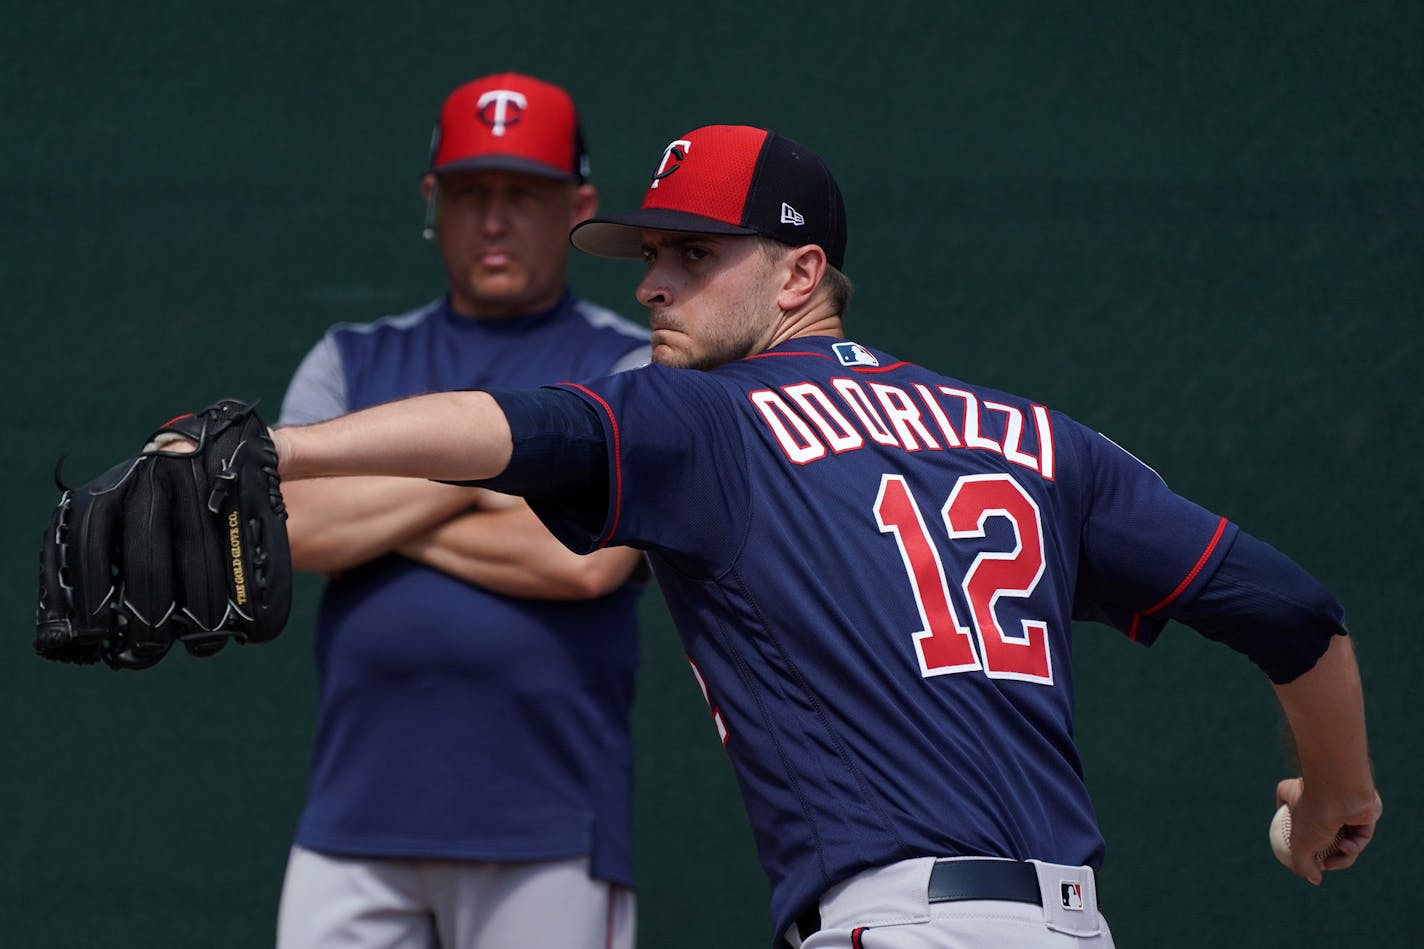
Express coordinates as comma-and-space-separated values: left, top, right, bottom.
534, 336, 1237, 933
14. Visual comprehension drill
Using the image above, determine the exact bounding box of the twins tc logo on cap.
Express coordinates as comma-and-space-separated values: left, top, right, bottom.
651, 140, 691, 189
426, 72, 588, 183
476, 89, 526, 137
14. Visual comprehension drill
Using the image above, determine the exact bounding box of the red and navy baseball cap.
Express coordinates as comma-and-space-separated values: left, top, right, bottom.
571, 125, 847, 269
426, 72, 590, 183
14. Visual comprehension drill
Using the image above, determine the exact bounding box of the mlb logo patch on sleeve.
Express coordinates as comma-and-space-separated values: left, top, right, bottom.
833, 341, 879, 367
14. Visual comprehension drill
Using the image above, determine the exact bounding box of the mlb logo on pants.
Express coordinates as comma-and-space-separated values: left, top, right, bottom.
1060, 881, 1084, 911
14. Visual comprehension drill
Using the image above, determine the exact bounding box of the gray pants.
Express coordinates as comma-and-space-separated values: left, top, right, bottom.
276, 846, 635, 949
785, 857, 1115, 949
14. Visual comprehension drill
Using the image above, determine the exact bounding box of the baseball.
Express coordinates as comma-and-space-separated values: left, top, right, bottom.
1270, 803, 1344, 866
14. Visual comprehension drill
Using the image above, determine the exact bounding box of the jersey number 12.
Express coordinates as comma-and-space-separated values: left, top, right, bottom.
874, 472, 1053, 684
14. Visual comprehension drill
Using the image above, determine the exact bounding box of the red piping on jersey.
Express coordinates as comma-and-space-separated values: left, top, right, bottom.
740, 350, 913, 374
744, 351, 832, 360
1129, 515, 1229, 642
852, 926, 867, 948
561, 382, 623, 549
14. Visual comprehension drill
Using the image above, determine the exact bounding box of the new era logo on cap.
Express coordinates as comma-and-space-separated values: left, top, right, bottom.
571, 125, 847, 270
427, 72, 589, 182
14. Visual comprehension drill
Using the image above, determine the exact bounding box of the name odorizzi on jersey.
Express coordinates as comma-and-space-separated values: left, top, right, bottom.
747, 374, 1054, 479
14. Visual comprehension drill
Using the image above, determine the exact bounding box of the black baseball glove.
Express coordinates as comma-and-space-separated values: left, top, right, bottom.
35, 399, 292, 670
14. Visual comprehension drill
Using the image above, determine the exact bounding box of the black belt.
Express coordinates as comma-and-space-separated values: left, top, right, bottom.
793, 859, 1043, 943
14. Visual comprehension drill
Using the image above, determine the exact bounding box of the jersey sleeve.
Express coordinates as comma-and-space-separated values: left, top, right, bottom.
1066, 422, 1240, 645
528, 366, 750, 573
277, 333, 349, 426
1168, 528, 1345, 682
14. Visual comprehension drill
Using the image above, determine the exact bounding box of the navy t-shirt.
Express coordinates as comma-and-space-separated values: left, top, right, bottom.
279, 291, 650, 884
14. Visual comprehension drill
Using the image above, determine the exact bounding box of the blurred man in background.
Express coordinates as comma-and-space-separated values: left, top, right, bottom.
273, 72, 650, 949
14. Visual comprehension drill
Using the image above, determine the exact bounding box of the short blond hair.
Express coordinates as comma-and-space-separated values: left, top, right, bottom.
756, 237, 854, 316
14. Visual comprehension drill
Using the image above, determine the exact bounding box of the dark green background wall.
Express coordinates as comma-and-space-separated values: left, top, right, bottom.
2, 1, 1418, 946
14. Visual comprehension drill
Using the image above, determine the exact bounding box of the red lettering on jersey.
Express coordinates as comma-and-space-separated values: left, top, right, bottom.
784, 382, 865, 454
744, 379, 1055, 483
749, 389, 826, 465
871, 383, 941, 452
943, 475, 1053, 683
1032, 405, 1055, 480
913, 384, 964, 447
832, 378, 898, 446
937, 386, 1002, 454
875, 475, 983, 676
877, 473, 1055, 685
985, 401, 1038, 473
